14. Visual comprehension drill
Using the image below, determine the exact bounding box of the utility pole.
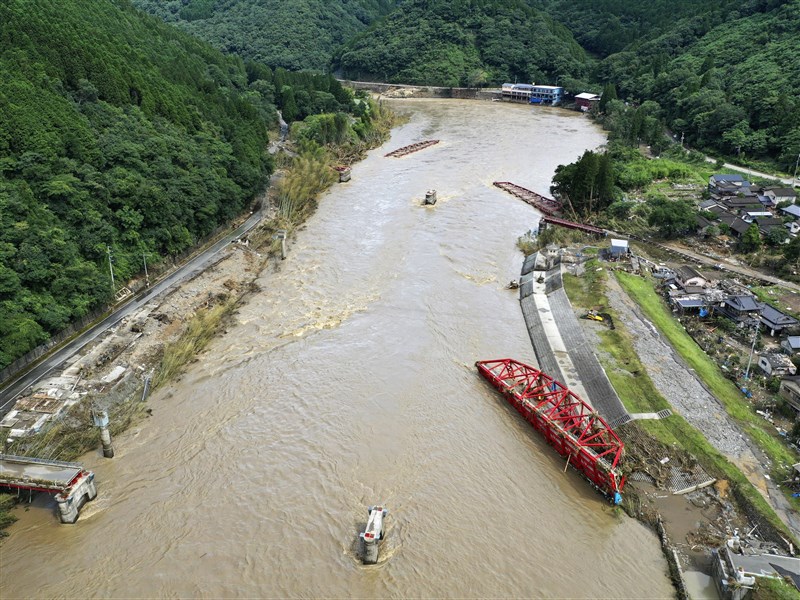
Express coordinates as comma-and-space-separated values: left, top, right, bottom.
142, 250, 149, 286
744, 319, 760, 381
680, 132, 685, 149
794, 152, 800, 185
107, 245, 115, 292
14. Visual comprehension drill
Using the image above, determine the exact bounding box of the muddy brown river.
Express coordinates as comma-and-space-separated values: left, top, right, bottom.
1, 100, 674, 598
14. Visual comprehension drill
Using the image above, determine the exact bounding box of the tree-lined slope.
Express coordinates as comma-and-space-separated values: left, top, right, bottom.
531, 0, 799, 167
0, 0, 275, 368
132, 0, 399, 71
596, 0, 800, 168
532, 0, 741, 57
335, 0, 587, 87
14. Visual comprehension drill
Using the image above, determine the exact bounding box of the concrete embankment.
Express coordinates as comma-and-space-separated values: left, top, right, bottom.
518, 251, 628, 423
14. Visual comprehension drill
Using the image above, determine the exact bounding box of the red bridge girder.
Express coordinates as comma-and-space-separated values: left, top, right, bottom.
541, 215, 606, 236
476, 358, 625, 503
492, 181, 562, 216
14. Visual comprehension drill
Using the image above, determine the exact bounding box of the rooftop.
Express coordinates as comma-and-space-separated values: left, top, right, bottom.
782, 205, 800, 219
760, 304, 799, 328
675, 265, 703, 281
725, 295, 761, 312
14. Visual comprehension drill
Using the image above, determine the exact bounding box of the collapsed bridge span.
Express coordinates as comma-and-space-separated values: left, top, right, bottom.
476, 358, 625, 503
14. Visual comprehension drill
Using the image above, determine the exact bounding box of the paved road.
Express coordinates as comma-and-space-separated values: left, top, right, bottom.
703, 155, 797, 187
0, 210, 266, 418
645, 238, 800, 293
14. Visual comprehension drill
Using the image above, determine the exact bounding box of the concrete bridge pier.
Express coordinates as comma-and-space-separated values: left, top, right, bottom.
56, 472, 97, 524
93, 409, 114, 458
360, 506, 387, 564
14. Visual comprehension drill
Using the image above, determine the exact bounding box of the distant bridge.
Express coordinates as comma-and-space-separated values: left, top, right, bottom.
0, 454, 96, 523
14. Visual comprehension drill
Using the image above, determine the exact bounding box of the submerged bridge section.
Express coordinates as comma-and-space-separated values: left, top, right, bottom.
385, 139, 440, 157
492, 181, 562, 216
0, 454, 96, 523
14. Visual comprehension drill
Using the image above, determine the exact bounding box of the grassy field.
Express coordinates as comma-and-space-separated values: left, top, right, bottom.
562, 268, 799, 545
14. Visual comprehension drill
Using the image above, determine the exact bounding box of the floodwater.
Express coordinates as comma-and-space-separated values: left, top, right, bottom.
1, 100, 674, 598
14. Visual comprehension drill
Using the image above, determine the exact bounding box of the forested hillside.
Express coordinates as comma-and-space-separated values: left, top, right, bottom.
529, 0, 800, 168
131, 0, 398, 71
593, 0, 800, 169
532, 0, 741, 57
0, 0, 358, 369
335, 0, 588, 87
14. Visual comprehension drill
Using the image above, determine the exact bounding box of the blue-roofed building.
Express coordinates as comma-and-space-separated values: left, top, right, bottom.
529, 85, 563, 105
781, 205, 800, 219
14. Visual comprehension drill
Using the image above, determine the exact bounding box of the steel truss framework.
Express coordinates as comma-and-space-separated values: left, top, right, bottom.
476, 358, 625, 502
541, 215, 606, 236
384, 139, 440, 157
492, 181, 562, 216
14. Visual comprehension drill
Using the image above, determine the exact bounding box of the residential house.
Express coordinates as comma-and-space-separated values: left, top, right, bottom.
757, 193, 776, 209
758, 353, 797, 377
728, 217, 752, 238
719, 195, 763, 213
764, 187, 798, 205
779, 378, 800, 413
756, 217, 785, 235
719, 295, 762, 322
781, 205, 800, 219
787, 222, 800, 236
743, 211, 774, 223
574, 92, 600, 111
781, 336, 800, 355
696, 215, 716, 236
708, 205, 734, 218
675, 265, 707, 289
699, 199, 719, 211
709, 174, 751, 195
760, 304, 799, 336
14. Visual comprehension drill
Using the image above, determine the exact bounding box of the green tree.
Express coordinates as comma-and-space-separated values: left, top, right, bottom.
646, 197, 696, 238
599, 83, 617, 112
739, 223, 762, 253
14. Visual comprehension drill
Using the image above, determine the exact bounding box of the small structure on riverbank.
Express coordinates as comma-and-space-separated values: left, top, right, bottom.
333, 166, 351, 182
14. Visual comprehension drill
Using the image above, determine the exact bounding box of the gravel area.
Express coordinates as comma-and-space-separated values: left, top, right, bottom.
604, 275, 756, 462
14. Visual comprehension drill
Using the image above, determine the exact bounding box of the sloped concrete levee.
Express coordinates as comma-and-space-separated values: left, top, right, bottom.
519, 252, 628, 424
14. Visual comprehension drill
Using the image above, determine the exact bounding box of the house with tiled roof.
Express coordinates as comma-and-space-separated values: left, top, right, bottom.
760, 304, 799, 336
719, 295, 762, 322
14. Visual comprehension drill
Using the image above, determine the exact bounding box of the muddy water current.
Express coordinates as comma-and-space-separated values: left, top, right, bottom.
1, 100, 674, 598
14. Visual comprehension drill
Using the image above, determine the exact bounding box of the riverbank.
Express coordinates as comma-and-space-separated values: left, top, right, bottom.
549, 243, 800, 597
0, 99, 399, 537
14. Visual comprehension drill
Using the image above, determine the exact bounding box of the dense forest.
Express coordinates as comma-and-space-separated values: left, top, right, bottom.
131, 0, 398, 71
334, 0, 587, 87
536, 0, 800, 170
134, 0, 799, 168
0, 0, 359, 369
